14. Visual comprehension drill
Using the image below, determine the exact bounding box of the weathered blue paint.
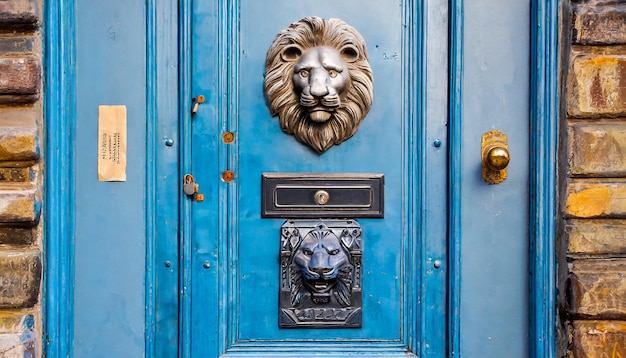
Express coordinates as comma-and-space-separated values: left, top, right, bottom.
44, 0, 76, 356
145, 2, 156, 356
147, 0, 181, 357
529, 0, 559, 356
72, 1, 147, 356
178, 0, 196, 357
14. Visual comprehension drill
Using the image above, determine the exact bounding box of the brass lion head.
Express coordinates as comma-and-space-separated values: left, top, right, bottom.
264, 17, 374, 153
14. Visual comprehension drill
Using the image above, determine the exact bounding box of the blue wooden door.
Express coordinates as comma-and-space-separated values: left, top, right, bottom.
185, 1, 530, 357
185, 1, 444, 357
68, 0, 531, 357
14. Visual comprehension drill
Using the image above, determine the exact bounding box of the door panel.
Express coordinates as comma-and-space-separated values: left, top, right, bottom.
460, 1, 529, 356
188, 0, 436, 356
73, 1, 147, 356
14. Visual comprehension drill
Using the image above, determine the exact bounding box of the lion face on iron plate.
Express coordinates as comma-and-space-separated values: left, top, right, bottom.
293, 227, 351, 304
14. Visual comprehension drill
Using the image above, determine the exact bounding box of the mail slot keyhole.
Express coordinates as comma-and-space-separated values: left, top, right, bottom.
314, 190, 330, 205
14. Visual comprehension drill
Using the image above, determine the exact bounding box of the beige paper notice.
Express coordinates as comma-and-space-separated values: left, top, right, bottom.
98, 105, 127, 181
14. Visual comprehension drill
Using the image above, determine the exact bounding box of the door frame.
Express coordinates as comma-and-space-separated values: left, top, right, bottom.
43, 0, 560, 357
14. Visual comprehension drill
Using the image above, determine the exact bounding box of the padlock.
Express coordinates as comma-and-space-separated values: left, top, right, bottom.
183, 174, 196, 196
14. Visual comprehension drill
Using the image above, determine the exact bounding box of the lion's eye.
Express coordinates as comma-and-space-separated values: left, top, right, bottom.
302, 248, 313, 255
299, 70, 309, 78
328, 70, 338, 78
327, 249, 339, 255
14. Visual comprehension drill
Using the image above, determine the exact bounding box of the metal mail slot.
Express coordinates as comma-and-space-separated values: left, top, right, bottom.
261, 173, 384, 218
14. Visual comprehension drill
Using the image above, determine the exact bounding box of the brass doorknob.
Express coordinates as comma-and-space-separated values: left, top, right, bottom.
485, 146, 510, 171
481, 130, 509, 184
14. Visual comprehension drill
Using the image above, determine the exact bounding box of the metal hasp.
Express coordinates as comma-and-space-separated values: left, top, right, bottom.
262, 173, 383, 328
264, 17, 374, 153
481, 130, 510, 184
279, 220, 363, 328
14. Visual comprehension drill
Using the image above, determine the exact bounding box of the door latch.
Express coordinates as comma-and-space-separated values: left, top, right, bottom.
191, 95, 205, 114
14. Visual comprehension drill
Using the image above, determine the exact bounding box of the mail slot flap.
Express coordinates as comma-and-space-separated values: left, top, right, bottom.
261, 173, 384, 218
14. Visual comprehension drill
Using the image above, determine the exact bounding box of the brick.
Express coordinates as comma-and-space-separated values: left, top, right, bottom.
0, 228, 34, 246
573, 5, 626, 45
0, 127, 38, 162
0, 57, 40, 101
572, 321, 626, 357
0, 186, 40, 224
0, 0, 38, 30
568, 259, 626, 318
567, 219, 626, 255
0, 251, 40, 308
567, 47, 626, 118
565, 179, 626, 218
0, 312, 34, 334
0, 36, 35, 54
569, 121, 626, 176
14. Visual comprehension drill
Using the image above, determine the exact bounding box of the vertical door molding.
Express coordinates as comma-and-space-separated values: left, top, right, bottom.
147, 0, 181, 357
529, 0, 560, 357
44, 0, 76, 356
448, 0, 463, 355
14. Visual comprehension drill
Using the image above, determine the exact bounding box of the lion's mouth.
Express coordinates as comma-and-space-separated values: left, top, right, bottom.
305, 279, 337, 304
305, 278, 337, 293
308, 109, 332, 122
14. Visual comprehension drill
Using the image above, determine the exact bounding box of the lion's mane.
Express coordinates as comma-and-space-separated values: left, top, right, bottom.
264, 17, 374, 153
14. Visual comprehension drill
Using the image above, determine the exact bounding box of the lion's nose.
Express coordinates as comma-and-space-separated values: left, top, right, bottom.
309, 77, 329, 97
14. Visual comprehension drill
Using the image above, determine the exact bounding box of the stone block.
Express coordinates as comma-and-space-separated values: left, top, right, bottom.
0, 36, 36, 55
0, 0, 38, 30
568, 259, 626, 318
567, 47, 626, 118
0, 228, 34, 246
573, 5, 626, 45
0, 57, 40, 102
565, 179, 626, 218
572, 321, 626, 357
0, 107, 37, 128
569, 122, 626, 176
0, 251, 40, 309
0, 128, 38, 163
0, 186, 40, 224
566, 219, 626, 255
0, 168, 30, 183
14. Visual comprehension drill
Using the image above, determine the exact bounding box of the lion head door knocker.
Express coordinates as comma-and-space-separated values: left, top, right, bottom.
264, 17, 374, 153
279, 220, 362, 328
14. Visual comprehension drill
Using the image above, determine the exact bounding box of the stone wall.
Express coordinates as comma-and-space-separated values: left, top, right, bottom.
562, 0, 626, 356
0, 0, 42, 357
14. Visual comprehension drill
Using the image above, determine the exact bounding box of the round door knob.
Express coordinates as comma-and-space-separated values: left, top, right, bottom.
485, 146, 510, 171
